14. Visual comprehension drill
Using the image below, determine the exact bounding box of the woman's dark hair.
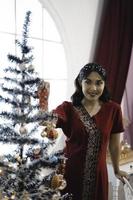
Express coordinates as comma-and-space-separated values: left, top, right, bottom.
71, 63, 111, 106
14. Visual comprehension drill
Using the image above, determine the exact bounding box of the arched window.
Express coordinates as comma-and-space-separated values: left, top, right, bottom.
0, 0, 67, 110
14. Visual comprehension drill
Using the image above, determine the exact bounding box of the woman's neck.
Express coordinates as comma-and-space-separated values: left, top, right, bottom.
81, 98, 102, 116
82, 98, 100, 106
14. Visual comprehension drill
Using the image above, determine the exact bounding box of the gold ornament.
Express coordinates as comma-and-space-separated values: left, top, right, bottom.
19, 63, 26, 71
58, 179, 67, 190
41, 130, 47, 138
45, 126, 58, 140
0, 167, 3, 176
10, 194, 16, 199
37, 81, 50, 111
15, 154, 22, 163
8, 162, 13, 168
22, 191, 30, 200
24, 95, 31, 104
47, 128, 58, 140
51, 192, 61, 200
51, 174, 61, 189
19, 125, 27, 135
14, 107, 21, 115
56, 161, 66, 175
28, 64, 34, 70
2, 196, 9, 200
51, 174, 66, 190
40, 121, 58, 140
33, 147, 41, 155
33, 147, 41, 159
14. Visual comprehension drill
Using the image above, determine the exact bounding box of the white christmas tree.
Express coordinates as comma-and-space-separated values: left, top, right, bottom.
0, 11, 72, 200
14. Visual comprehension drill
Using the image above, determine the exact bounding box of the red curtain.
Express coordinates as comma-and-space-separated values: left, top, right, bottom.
94, 0, 133, 103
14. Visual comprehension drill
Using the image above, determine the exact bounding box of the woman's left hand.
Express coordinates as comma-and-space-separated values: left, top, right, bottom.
115, 170, 129, 184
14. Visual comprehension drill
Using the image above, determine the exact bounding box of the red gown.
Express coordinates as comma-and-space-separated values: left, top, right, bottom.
53, 101, 124, 200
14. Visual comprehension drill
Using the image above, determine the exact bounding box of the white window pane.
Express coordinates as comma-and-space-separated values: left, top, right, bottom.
43, 9, 61, 42
47, 80, 67, 110
43, 41, 67, 79
0, 33, 15, 78
0, 2, 68, 113
0, 0, 15, 33
16, 0, 42, 38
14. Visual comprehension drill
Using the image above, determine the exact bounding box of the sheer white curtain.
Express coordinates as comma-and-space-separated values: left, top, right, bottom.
122, 47, 133, 148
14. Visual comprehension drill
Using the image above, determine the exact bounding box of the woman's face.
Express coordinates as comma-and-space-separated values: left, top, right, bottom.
81, 71, 105, 102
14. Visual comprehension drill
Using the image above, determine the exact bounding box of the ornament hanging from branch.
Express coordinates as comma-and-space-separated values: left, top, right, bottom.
37, 80, 50, 112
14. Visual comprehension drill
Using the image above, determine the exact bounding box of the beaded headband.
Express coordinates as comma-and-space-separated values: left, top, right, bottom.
78, 63, 106, 81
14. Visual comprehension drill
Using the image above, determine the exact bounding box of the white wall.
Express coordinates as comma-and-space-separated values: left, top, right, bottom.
39, 0, 104, 99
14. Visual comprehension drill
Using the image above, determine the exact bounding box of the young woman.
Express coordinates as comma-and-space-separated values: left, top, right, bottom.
53, 63, 128, 200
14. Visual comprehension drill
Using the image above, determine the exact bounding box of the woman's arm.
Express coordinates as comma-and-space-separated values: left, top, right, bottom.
109, 133, 120, 174
109, 133, 128, 183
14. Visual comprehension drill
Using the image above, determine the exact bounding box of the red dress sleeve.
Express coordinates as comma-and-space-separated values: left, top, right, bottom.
53, 101, 72, 137
111, 103, 124, 134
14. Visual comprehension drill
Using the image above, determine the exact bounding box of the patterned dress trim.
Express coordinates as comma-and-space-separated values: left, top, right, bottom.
74, 105, 102, 200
